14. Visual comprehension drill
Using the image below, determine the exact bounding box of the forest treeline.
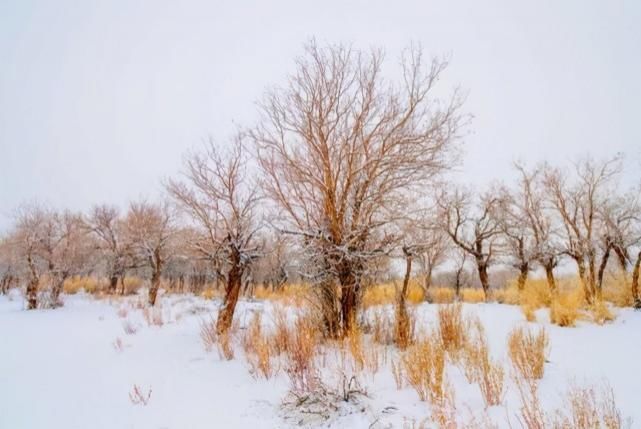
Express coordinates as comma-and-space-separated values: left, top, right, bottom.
1, 41, 639, 338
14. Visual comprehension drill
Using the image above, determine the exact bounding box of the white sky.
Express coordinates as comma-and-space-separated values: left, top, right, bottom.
1, 0, 640, 232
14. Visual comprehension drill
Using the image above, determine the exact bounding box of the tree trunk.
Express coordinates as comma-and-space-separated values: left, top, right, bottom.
596, 246, 611, 299
576, 258, 593, 304
544, 262, 557, 293
422, 265, 433, 297
339, 267, 360, 337
516, 262, 529, 291
216, 253, 243, 335
631, 251, 641, 304
49, 274, 68, 308
26, 277, 39, 310
148, 270, 161, 306
120, 275, 126, 295
108, 275, 118, 294
395, 253, 412, 349
316, 281, 340, 338
476, 260, 490, 299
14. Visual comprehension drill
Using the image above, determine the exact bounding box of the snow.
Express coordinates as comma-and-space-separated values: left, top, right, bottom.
1, 291, 640, 428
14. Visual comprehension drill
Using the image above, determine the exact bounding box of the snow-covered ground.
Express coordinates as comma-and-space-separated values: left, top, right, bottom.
1, 291, 640, 428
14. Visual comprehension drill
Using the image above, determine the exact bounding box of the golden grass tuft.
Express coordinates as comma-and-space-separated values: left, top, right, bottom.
437, 303, 469, 357
589, 300, 616, 325
461, 318, 505, 407
552, 383, 625, 429
284, 313, 321, 394
550, 289, 583, 327
401, 335, 447, 403
508, 326, 549, 382
242, 312, 274, 378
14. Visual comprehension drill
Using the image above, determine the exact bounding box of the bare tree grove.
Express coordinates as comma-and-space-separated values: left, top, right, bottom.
0, 41, 640, 327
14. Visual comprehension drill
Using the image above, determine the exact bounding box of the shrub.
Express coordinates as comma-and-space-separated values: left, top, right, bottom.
508, 326, 549, 382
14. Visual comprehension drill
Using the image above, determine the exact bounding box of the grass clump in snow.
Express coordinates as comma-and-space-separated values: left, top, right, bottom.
437, 303, 469, 358
461, 318, 505, 407
401, 334, 447, 403
508, 326, 549, 383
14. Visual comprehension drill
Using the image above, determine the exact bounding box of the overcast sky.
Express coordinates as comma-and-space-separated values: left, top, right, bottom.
1, 0, 640, 232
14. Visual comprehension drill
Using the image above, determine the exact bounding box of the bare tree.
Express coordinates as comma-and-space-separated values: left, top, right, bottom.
47, 211, 93, 306
544, 156, 622, 303
252, 231, 290, 290
409, 218, 450, 294
167, 137, 261, 334
598, 189, 641, 301
85, 204, 137, 294
125, 200, 176, 306
252, 41, 464, 336
438, 187, 502, 298
0, 236, 19, 294
11, 204, 56, 309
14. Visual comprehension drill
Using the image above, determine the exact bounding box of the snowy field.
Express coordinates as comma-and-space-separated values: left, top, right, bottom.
1, 291, 640, 428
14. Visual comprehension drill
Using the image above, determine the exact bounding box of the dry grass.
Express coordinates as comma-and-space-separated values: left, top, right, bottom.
461, 318, 505, 407
589, 300, 616, 325
284, 314, 321, 394
460, 288, 486, 303
426, 287, 456, 304
242, 312, 275, 378
437, 303, 469, 357
508, 326, 549, 382
365, 309, 394, 345
200, 287, 221, 300
63, 276, 103, 294
602, 273, 633, 307
514, 377, 627, 429
550, 289, 583, 327
270, 305, 291, 355
401, 335, 447, 403
143, 306, 165, 327
199, 316, 235, 359
200, 317, 218, 351
362, 281, 424, 307
112, 337, 124, 352
129, 384, 152, 406
122, 319, 138, 335
254, 283, 309, 306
